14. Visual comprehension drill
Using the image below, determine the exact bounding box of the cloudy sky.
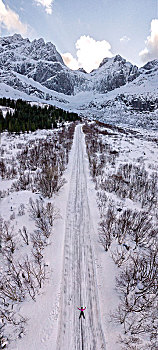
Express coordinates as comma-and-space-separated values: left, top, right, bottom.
0, 0, 158, 72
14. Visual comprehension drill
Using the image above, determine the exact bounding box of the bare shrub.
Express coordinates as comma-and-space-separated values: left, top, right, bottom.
18, 204, 25, 216
83, 121, 158, 349
15, 123, 76, 197
115, 246, 158, 340
101, 163, 158, 210
99, 203, 116, 251
19, 226, 29, 245
1, 222, 16, 260
0, 160, 7, 179
29, 198, 60, 239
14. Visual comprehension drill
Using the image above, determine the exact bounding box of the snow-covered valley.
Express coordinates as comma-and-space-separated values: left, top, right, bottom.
0, 34, 158, 131
0, 120, 157, 350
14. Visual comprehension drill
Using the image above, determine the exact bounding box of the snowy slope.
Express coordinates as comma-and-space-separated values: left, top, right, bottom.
67, 62, 158, 129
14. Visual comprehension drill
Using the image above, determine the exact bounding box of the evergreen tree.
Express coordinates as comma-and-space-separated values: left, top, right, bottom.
0, 98, 81, 133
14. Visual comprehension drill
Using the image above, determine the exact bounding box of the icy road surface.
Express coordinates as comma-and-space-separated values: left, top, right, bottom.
56, 125, 106, 350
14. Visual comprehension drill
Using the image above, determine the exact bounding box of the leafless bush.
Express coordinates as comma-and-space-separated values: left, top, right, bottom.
17, 258, 38, 301
35, 166, 66, 197
83, 122, 119, 180
0, 273, 24, 303
0, 160, 7, 179
29, 198, 60, 239
31, 230, 46, 250
97, 191, 108, 217
100, 207, 155, 252
0, 306, 26, 348
115, 209, 153, 247
45, 202, 60, 226
115, 246, 158, 340
1, 221, 16, 261
19, 256, 46, 295
18, 204, 25, 216
0, 124, 76, 346
19, 226, 29, 245
15, 123, 76, 197
99, 203, 116, 251
83, 121, 158, 349
111, 246, 128, 267
101, 163, 157, 209
32, 245, 43, 265
12, 172, 32, 192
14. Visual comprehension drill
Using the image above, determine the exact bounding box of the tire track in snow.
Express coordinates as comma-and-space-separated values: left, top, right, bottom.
56, 125, 106, 350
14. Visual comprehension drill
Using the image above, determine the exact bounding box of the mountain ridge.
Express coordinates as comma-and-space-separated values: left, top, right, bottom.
0, 33, 140, 95
0, 33, 158, 126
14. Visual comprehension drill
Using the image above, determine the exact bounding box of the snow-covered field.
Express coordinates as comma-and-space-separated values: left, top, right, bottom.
0, 124, 76, 349
0, 121, 158, 350
83, 121, 158, 350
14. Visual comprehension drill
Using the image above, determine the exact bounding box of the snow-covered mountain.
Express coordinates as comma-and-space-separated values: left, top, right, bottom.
0, 34, 75, 95
0, 34, 138, 96
0, 33, 158, 126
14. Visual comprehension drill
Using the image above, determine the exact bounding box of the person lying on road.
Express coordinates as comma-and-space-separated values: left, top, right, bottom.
77, 306, 86, 319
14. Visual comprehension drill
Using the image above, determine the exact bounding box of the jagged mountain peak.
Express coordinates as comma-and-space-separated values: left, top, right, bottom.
9, 33, 23, 41
0, 33, 29, 47
113, 54, 125, 62
0, 33, 63, 62
141, 59, 158, 71
89, 54, 139, 93
32, 37, 45, 46
98, 54, 136, 70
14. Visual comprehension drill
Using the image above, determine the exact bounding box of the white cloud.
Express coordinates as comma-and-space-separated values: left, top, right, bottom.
62, 35, 113, 73
34, 0, 54, 14
139, 19, 158, 62
120, 35, 130, 43
62, 52, 79, 70
0, 0, 28, 35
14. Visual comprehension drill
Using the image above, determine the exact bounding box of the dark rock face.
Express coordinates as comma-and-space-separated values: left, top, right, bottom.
114, 54, 125, 63
99, 57, 110, 68
141, 60, 158, 71
129, 97, 158, 111
78, 68, 87, 74
117, 93, 158, 112
44, 69, 75, 95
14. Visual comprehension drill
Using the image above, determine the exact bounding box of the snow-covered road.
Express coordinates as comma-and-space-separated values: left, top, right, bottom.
56, 125, 106, 350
